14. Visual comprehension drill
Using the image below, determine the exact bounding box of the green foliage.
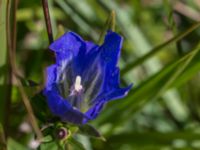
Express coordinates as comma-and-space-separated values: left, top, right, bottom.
78, 124, 105, 141
67, 137, 86, 150
0, 0, 7, 83
2, 0, 200, 149
7, 138, 27, 150
31, 93, 52, 123
0, 0, 8, 125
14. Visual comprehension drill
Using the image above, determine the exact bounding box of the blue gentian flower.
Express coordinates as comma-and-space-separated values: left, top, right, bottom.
43, 30, 132, 124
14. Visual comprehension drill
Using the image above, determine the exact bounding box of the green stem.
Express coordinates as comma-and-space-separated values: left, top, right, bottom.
98, 10, 116, 45
4, 0, 12, 138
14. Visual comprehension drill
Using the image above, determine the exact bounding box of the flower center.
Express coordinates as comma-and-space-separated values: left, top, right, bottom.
74, 75, 83, 92
70, 75, 83, 96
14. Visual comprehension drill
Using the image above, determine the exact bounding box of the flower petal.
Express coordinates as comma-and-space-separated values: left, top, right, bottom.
50, 31, 100, 79
83, 101, 105, 123
104, 84, 132, 101
100, 30, 123, 69
49, 31, 98, 67
43, 90, 87, 124
105, 67, 133, 101
104, 67, 133, 101
45, 64, 57, 91
49, 31, 84, 56
93, 67, 132, 103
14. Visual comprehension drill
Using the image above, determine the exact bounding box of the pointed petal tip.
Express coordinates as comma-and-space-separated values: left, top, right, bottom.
49, 31, 84, 52
124, 83, 133, 96
105, 30, 123, 41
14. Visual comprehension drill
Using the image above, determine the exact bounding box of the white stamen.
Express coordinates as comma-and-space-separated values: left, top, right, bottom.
74, 76, 83, 92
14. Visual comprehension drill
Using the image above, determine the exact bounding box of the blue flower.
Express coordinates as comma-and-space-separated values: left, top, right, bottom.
43, 30, 132, 124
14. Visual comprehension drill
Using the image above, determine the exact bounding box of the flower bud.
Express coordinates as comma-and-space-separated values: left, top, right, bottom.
56, 127, 68, 140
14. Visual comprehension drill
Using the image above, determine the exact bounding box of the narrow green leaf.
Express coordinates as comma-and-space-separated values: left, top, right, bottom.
78, 124, 105, 141
171, 53, 200, 87
0, 0, 8, 125
98, 10, 116, 45
0, 0, 7, 83
55, 0, 98, 41
121, 22, 200, 75
17, 76, 38, 87
67, 137, 86, 150
107, 131, 200, 146
154, 43, 200, 99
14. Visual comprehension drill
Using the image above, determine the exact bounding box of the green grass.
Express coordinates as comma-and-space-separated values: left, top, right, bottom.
1, 0, 200, 149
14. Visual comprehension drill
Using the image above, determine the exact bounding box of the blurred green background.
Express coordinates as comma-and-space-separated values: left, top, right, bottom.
1, 0, 200, 149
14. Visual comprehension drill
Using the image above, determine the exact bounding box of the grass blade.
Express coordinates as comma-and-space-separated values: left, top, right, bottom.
121, 22, 200, 75
0, 0, 8, 125
98, 10, 115, 44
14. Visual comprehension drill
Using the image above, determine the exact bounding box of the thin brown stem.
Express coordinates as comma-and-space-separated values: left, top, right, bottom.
14, 74, 43, 140
11, 0, 19, 58
5, 0, 12, 139
42, 0, 54, 44
6, 0, 43, 141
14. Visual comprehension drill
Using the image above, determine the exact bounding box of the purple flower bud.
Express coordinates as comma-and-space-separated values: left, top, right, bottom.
56, 127, 68, 140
